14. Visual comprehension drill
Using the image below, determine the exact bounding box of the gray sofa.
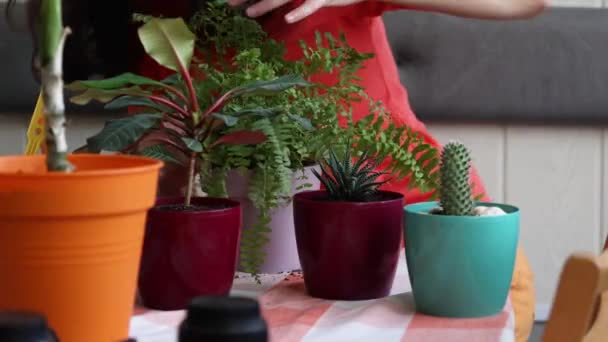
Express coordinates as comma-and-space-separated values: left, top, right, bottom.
2, 5, 607, 124
383, 8, 608, 124
0, 2, 38, 113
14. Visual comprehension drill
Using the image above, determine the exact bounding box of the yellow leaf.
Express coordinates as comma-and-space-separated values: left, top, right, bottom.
25, 93, 46, 155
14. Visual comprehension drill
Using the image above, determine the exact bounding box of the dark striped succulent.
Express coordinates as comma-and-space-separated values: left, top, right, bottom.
312, 148, 389, 202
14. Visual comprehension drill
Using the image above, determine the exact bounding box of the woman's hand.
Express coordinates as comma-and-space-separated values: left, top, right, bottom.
228, 0, 361, 23
229, 0, 546, 23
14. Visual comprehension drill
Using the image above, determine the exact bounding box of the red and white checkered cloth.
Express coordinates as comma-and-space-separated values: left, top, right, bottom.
130, 250, 515, 342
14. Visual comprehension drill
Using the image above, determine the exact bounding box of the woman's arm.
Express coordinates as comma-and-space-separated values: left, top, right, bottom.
379, 0, 547, 19
239, 0, 547, 23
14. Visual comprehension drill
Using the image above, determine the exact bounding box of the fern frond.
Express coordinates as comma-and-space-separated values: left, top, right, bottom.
199, 164, 229, 198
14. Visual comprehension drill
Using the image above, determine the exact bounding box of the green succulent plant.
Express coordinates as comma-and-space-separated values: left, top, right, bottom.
312, 146, 389, 202
438, 141, 475, 216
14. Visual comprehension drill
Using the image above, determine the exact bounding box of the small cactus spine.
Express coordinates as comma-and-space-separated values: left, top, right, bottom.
439, 141, 474, 216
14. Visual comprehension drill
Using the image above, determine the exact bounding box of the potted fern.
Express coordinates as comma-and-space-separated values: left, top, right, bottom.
293, 146, 404, 300
0, 0, 163, 341
404, 141, 520, 317
68, 16, 310, 309
188, 5, 363, 275
188, 3, 439, 276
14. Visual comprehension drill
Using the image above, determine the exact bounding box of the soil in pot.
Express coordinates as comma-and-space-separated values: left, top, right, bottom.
155, 203, 232, 212
138, 196, 242, 311
294, 190, 404, 300
311, 191, 399, 202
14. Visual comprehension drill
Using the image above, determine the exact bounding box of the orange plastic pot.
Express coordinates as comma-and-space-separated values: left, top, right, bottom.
0, 154, 163, 342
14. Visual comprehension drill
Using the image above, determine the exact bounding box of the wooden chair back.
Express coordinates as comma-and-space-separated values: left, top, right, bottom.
542, 249, 608, 342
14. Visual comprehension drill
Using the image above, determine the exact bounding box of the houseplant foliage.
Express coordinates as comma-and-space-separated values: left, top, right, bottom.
188, 2, 439, 196
404, 141, 520, 317
0, 0, 163, 341
190, 2, 442, 275
71, 1, 441, 276
67, 16, 310, 208
293, 144, 404, 300
67, 14, 312, 307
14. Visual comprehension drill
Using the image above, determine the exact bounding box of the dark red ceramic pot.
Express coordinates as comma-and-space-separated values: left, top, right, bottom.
293, 190, 404, 300
138, 197, 241, 310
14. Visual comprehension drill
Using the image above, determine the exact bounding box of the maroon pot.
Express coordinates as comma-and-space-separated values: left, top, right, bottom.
293, 190, 404, 300
138, 197, 241, 310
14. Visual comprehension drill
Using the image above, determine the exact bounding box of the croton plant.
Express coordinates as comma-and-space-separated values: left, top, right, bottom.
67, 17, 310, 207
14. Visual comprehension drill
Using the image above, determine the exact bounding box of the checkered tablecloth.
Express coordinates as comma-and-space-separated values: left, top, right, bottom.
130, 250, 515, 342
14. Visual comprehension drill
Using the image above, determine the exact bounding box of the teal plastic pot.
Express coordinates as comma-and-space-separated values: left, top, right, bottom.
403, 201, 519, 318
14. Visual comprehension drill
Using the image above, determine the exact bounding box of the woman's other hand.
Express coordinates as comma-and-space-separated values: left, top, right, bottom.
229, 0, 547, 24
228, 0, 362, 23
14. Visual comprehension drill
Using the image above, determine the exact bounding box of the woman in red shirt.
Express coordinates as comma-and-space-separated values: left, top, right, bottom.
251, 3, 539, 342
16, 0, 544, 340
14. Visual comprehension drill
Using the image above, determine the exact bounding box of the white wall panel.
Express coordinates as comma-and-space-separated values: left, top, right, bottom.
505, 126, 602, 317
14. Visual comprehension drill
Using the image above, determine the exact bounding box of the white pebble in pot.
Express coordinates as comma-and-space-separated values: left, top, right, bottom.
472, 206, 506, 216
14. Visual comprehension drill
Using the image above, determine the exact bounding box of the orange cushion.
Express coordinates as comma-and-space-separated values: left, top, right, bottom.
511, 246, 536, 342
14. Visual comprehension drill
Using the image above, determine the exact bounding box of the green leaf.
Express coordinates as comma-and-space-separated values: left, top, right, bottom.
212, 113, 238, 126
86, 114, 162, 152
139, 145, 183, 165
288, 114, 314, 131
138, 17, 196, 73
230, 107, 283, 118
231, 75, 310, 98
69, 87, 150, 105
162, 74, 182, 85
181, 137, 203, 152
105, 96, 166, 112
40, 0, 63, 66
417, 149, 437, 164
213, 130, 267, 146
68, 73, 166, 90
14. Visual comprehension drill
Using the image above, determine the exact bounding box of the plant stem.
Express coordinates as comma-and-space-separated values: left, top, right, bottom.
40, 0, 73, 172
184, 152, 196, 207
148, 95, 190, 118
195, 89, 236, 129
160, 85, 189, 105
162, 115, 191, 135
198, 117, 217, 142
178, 61, 199, 114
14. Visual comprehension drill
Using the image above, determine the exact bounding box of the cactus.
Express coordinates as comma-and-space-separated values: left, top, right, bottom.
439, 141, 474, 216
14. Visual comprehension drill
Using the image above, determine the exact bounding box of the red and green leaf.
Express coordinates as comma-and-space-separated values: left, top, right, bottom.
138, 17, 199, 112
85, 113, 162, 153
